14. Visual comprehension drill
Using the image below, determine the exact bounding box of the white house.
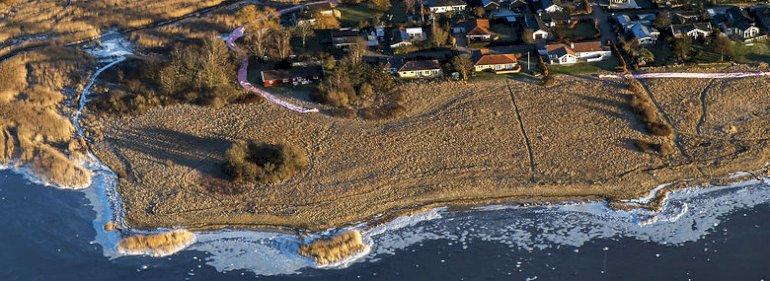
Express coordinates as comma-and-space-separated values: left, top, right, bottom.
541, 41, 611, 65
398, 60, 443, 78
389, 27, 425, 48
671, 22, 713, 39
474, 53, 520, 73
428, 0, 467, 14
719, 7, 762, 41
539, 0, 563, 13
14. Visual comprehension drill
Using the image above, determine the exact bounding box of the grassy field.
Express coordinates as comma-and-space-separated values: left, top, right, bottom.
90, 66, 770, 231
337, 4, 380, 28
549, 58, 619, 75
734, 41, 770, 64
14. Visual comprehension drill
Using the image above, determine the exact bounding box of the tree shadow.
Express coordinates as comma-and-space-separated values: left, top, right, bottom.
576, 94, 648, 134
106, 127, 231, 179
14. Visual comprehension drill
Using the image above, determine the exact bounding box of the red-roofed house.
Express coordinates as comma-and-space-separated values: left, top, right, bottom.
474, 53, 520, 73
466, 19, 495, 42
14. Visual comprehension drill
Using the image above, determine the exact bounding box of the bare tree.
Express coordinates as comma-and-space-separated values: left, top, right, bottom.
274, 28, 293, 59
432, 23, 449, 46
296, 22, 314, 48
404, 0, 416, 14
452, 54, 473, 80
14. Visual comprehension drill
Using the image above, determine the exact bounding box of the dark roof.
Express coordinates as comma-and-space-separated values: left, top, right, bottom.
725, 7, 755, 31
261, 66, 323, 81
399, 60, 441, 71
428, 0, 466, 8
754, 6, 770, 30
331, 29, 361, 38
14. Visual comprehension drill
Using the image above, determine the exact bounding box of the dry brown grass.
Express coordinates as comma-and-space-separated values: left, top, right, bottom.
0, 47, 93, 186
117, 229, 196, 257
626, 78, 672, 137
88, 67, 770, 231
299, 230, 366, 266
0, 0, 227, 57
29, 144, 91, 187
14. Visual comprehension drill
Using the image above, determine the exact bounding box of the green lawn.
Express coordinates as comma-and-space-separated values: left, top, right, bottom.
549, 57, 619, 75
567, 21, 600, 41
733, 41, 770, 64
337, 5, 380, 27
490, 23, 517, 42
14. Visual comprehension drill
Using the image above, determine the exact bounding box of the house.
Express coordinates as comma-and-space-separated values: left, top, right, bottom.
428, 0, 467, 14
671, 22, 713, 39
608, 0, 640, 10
539, 0, 564, 13
292, 1, 341, 26
331, 29, 363, 49
718, 7, 762, 41
527, 14, 550, 41
389, 27, 425, 48
539, 10, 571, 27
754, 6, 770, 34
474, 53, 520, 73
631, 23, 660, 45
397, 60, 443, 78
261, 66, 324, 87
673, 11, 701, 24
466, 19, 495, 42
540, 41, 611, 65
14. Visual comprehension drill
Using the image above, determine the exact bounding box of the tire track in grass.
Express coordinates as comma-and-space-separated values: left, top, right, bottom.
506, 82, 536, 182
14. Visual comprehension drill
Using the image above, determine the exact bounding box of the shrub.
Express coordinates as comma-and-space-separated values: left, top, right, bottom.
299, 230, 366, 266
659, 140, 675, 156
223, 141, 308, 184
649, 122, 673, 137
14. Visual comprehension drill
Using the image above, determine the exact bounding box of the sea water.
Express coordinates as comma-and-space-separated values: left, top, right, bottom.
1, 169, 769, 280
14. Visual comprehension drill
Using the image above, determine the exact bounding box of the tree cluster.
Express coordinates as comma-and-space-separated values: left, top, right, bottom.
93, 36, 255, 115
311, 58, 405, 119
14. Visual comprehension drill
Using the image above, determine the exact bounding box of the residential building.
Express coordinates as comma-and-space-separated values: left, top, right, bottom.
389, 27, 425, 48
718, 7, 762, 41
261, 66, 324, 87
671, 22, 713, 39
754, 5, 770, 33
331, 29, 363, 49
541, 41, 611, 65
631, 23, 660, 45
397, 60, 443, 78
292, 1, 341, 26
474, 53, 520, 73
466, 19, 494, 42
539, 0, 563, 13
427, 0, 467, 14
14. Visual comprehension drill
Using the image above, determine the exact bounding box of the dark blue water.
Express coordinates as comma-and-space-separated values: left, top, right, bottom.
1, 169, 769, 280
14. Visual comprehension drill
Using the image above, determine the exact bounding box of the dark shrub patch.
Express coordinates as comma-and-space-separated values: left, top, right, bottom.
223, 141, 308, 184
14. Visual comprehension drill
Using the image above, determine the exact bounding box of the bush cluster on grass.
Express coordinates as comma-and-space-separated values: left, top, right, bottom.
312, 58, 405, 119
626, 79, 673, 137
223, 141, 308, 184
